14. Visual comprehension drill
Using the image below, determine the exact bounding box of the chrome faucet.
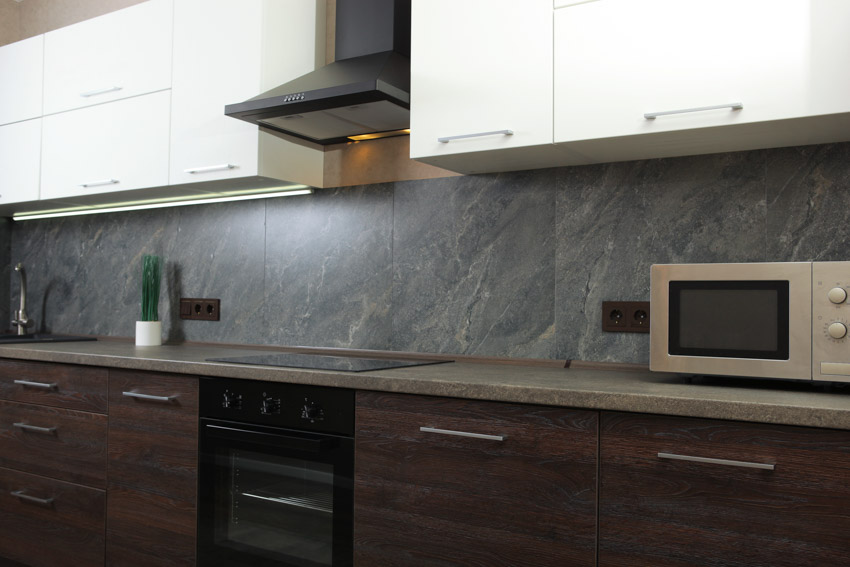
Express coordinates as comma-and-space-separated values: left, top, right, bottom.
12, 263, 32, 335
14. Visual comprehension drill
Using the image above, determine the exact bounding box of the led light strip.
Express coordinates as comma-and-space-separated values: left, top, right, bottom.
13, 188, 313, 221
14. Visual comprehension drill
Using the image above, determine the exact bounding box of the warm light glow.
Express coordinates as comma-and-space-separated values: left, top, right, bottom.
347, 129, 411, 141
13, 188, 313, 221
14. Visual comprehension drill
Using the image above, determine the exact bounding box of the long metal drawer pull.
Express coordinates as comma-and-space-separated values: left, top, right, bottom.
123, 391, 176, 402
657, 452, 775, 470
13, 422, 57, 434
437, 130, 514, 143
80, 86, 123, 98
644, 102, 743, 120
11, 490, 55, 506
79, 178, 119, 188
419, 426, 505, 442
184, 164, 237, 174
13, 379, 58, 390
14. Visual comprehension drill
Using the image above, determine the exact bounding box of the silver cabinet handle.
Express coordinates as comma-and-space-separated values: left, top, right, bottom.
184, 164, 237, 174
13, 422, 57, 434
79, 178, 119, 188
657, 452, 775, 471
11, 490, 54, 507
13, 379, 58, 390
80, 86, 123, 98
644, 102, 743, 120
419, 426, 505, 442
122, 391, 176, 402
437, 130, 514, 143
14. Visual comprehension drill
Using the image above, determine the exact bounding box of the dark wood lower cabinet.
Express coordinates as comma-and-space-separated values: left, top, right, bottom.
354, 391, 598, 567
599, 411, 850, 567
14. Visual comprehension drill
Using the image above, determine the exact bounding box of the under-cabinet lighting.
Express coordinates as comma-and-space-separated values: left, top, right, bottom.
347, 129, 411, 141
12, 187, 313, 221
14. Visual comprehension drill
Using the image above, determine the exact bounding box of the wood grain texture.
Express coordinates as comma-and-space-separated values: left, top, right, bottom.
354, 391, 598, 567
0, 358, 108, 413
0, 400, 107, 487
599, 411, 850, 567
0, 466, 105, 567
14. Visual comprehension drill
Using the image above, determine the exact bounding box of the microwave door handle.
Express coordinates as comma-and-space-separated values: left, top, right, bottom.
204, 423, 333, 453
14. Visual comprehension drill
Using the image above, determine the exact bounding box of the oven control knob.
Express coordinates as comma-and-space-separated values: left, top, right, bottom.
828, 322, 848, 339
222, 391, 242, 410
302, 401, 323, 421
829, 287, 848, 304
261, 397, 281, 415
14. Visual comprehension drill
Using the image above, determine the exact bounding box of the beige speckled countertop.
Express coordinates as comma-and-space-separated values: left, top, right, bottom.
1, 340, 850, 430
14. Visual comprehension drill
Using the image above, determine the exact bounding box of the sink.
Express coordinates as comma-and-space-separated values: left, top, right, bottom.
0, 333, 97, 344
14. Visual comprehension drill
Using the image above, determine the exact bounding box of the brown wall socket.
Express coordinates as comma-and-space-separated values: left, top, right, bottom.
180, 298, 220, 321
602, 301, 650, 333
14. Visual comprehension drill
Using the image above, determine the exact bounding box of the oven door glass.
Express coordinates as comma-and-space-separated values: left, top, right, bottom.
198, 420, 353, 567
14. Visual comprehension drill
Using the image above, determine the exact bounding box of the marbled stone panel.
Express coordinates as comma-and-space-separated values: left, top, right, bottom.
392, 170, 557, 359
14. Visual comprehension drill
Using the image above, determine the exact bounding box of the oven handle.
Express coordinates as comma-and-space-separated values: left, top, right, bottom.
203, 423, 334, 453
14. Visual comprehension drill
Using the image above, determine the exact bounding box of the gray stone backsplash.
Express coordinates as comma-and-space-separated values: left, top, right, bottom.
8, 142, 850, 364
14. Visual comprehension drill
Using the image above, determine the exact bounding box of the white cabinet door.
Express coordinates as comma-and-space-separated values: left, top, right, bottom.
0, 119, 41, 204
554, 0, 850, 144
43, 0, 173, 115
409, 0, 553, 161
40, 91, 171, 200
0, 35, 44, 126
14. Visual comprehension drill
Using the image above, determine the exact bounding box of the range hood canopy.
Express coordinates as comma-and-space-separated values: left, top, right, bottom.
225, 0, 411, 146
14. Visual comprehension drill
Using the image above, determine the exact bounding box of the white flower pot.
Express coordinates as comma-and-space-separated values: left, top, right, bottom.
135, 321, 162, 346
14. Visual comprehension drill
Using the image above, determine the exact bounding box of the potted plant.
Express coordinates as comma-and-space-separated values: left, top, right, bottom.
136, 254, 162, 346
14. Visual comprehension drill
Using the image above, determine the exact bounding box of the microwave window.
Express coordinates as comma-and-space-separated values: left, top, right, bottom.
668, 281, 789, 360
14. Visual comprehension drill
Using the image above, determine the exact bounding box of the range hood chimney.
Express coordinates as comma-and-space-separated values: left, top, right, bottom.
225, 0, 411, 146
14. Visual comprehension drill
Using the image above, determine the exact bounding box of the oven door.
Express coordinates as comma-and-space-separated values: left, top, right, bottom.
198, 419, 353, 567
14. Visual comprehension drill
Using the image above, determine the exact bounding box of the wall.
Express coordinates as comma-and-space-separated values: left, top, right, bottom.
10, 142, 850, 363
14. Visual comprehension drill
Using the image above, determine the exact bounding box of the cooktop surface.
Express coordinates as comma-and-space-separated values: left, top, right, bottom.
207, 352, 451, 373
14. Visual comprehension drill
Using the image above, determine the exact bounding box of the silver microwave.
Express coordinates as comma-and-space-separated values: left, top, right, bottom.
650, 261, 850, 381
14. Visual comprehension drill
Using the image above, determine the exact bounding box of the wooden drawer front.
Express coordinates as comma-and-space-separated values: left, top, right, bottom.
355, 392, 598, 567
0, 466, 105, 567
107, 370, 198, 501
599, 412, 850, 567
0, 400, 107, 488
0, 359, 107, 413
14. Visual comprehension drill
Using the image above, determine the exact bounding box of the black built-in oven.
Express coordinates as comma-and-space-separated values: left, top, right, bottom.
198, 377, 354, 567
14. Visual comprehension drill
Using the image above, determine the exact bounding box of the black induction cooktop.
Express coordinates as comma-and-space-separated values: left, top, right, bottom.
206, 352, 451, 373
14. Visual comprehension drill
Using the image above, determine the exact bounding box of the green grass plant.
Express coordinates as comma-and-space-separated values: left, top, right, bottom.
141, 255, 162, 322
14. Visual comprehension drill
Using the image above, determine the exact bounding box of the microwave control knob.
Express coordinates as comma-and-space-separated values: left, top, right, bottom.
828, 287, 848, 304
828, 322, 848, 339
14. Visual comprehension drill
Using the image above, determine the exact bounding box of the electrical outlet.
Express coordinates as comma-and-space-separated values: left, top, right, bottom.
180, 298, 220, 321
602, 301, 650, 333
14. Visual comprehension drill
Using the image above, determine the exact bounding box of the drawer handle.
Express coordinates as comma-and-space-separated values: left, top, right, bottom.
11, 490, 55, 507
80, 85, 123, 98
184, 163, 237, 174
437, 130, 514, 143
123, 391, 176, 403
13, 422, 57, 435
419, 426, 505, 442
13, 379, 58, 390
657, 452, 775, 471
644, 102, 743, 120
79, 178, 119, 188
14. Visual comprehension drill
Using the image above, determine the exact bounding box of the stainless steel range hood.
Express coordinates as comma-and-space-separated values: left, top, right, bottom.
225, 0, 410, 146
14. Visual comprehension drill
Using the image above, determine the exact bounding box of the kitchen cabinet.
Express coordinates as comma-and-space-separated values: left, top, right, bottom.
0, 34, 44, 125
42, 0, 173, 116
409, 0, 564, 174
106, 369, 199, 567
354, 391, 598, 567
0, 119, 42, 204
599, 412, 850, 566
169, 0, 325, 189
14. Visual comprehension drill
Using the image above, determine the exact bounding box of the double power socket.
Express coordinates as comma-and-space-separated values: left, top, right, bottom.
601, 301, 650, 333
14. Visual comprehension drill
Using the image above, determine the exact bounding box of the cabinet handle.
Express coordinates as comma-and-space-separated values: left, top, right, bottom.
13, 422, 57, 435
122, 391, 176, 403
79, 179, 119, 188
80, 86, 123, 98
657, 452, 775, 471
11, 490, 55, 507
184, 164, 237, 174
13, 379, 58, 390
644, 102, 743, 120
419, 426, 505, 442
437, 130, 514, 143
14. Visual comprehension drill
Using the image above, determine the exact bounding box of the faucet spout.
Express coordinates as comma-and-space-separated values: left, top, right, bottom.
12, 263, 31, 335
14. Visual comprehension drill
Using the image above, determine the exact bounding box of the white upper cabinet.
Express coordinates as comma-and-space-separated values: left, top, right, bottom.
0, 119, 42, 204
409, 0, 561, 174
42, 0, 173, 115
169, 0, 325, 188
0, 35, 44, 125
